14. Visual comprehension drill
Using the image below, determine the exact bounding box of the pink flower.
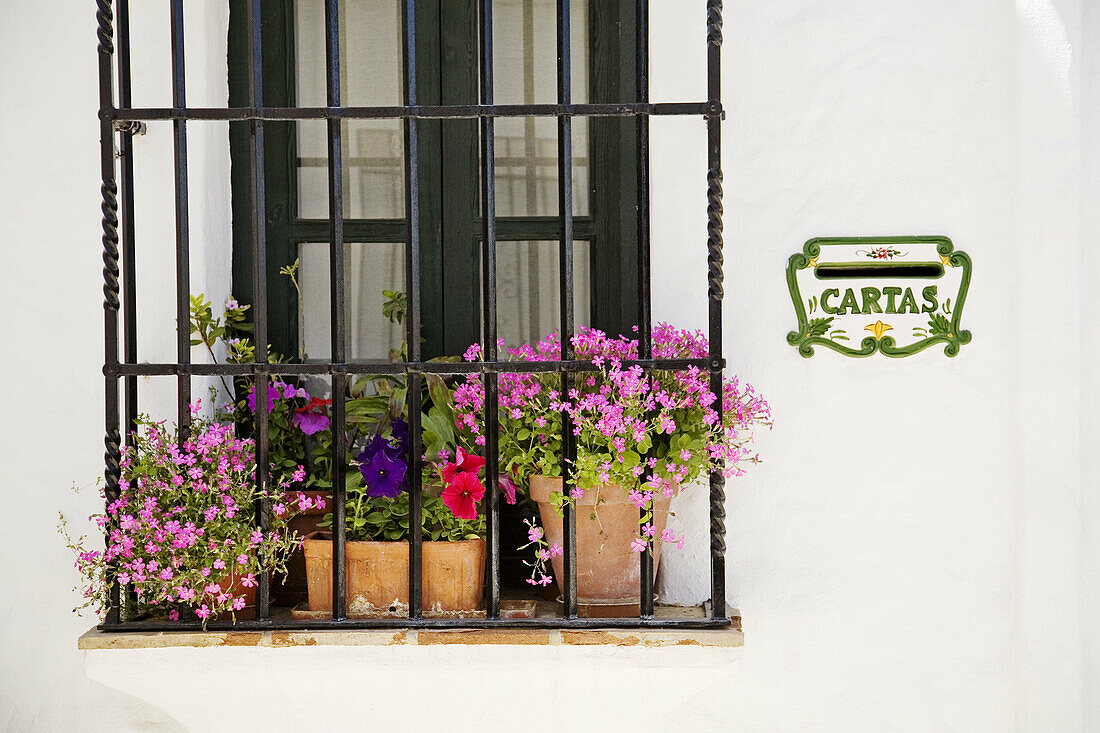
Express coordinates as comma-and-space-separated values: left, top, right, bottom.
168, 610, 180, 622
240, 573, 257, 588
237, 553, 248, 565
498, 474, 518, 505
195, 605, 210, 620
292, 398, 332, 435
213, 559, 226, 570
630, 537, 648, 552
570, 487, 584, 500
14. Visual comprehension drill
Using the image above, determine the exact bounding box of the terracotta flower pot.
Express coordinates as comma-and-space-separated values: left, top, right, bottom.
273, 489, 331, 607
529, 474, 675, 616
302, 535, 486, 615
210, 570, 257, 621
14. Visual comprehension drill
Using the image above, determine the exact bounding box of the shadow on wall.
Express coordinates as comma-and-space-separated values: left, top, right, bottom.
92, 682, 188, 733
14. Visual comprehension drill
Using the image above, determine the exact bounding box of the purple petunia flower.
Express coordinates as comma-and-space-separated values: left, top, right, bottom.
360, 448, 407, 498
361, 433, 399, 461
390, 418, 410, 455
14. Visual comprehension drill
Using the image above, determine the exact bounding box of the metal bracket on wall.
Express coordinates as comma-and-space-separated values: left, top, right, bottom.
112, 120, 147, 136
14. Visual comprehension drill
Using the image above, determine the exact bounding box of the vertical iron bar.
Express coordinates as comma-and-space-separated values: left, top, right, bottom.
556, 0, 577, 620
246, 0, 271, 622
479, 0, 500, 619
402, 0, 424, 619
116, 0, 140, 616
705, 0, 727, 620
325, 0, 348, 621
636, 0, 655, 619
97, 0, 122, 626
170, 0, 191, 438
116, 0, 138, 447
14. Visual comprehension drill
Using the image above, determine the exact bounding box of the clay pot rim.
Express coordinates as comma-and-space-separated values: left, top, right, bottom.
303, 532, 486, 549
528, 474, 679, 506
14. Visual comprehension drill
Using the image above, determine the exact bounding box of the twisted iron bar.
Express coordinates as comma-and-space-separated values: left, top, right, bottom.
706, 164, 724, 300
710, 476, 726, 555
101, 181, 121, 310
98, 0, 123, 624
104, 429, 122, 490
706, 0, 723, 46
96, 0, 114, 54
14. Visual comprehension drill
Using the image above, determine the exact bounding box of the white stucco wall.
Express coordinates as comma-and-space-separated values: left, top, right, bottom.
1, 1, 1095, 730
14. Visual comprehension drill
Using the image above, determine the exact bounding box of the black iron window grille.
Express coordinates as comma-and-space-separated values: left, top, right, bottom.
96, 0, 728, 630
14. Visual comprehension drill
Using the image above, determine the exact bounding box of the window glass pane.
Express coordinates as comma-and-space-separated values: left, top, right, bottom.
490, 241, 591, 347
298, 242, 407, 361
493, 0, 588, 105
296, 0, 405, 219
493, 0, 590, 217
494, 117, 589, 217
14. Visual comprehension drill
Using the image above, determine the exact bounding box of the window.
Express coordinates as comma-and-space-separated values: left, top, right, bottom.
228, 0, 643, 361
97, 0, 729, 630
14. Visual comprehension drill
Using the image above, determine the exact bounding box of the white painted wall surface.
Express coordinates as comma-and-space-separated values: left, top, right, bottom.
1, 1, 1095, 730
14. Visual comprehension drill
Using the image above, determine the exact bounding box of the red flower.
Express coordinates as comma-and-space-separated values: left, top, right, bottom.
440, 447, 486, 484
297, 396, 333, 413
442, 472, 485, 520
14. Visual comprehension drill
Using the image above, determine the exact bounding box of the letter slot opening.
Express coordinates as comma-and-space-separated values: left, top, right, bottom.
814, 263, 944, 279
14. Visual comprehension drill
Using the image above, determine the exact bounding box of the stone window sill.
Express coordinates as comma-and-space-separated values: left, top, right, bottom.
79, 609, 743, 650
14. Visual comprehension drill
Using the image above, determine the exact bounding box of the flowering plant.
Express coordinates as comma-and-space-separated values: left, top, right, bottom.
327, 364, 488, 541
193, 281, 489, 541
190, 292, 338, 492
453, 323, 771, 578
62, 410, 314, 623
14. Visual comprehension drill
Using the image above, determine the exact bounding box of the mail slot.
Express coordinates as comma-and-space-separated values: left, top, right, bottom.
815, 263, 944, 279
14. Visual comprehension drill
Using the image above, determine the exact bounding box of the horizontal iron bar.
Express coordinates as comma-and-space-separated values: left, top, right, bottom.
289, 217, 596, 243
97, 616, 732, 632
106, 357, 723, 377
105, 101, 720, 122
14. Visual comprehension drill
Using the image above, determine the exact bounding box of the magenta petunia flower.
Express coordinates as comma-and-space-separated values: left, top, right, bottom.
246, 383, 282, 413
292, 410, 330, 435
498, 474, 518, 505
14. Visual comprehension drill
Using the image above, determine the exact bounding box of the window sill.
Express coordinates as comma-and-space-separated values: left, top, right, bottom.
79, 610, 742, 650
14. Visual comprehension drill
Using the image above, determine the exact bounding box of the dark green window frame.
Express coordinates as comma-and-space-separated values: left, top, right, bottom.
229, 0, 641, 360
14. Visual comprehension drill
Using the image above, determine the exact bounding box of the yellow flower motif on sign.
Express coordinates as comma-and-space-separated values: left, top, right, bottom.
865, 321, 893, 340
805, 257, 818, 269
940, 255, 953, 267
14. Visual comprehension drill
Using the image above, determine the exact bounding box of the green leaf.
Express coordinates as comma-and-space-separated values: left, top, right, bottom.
425, 373, 453, 411
806, 316, 834, 338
